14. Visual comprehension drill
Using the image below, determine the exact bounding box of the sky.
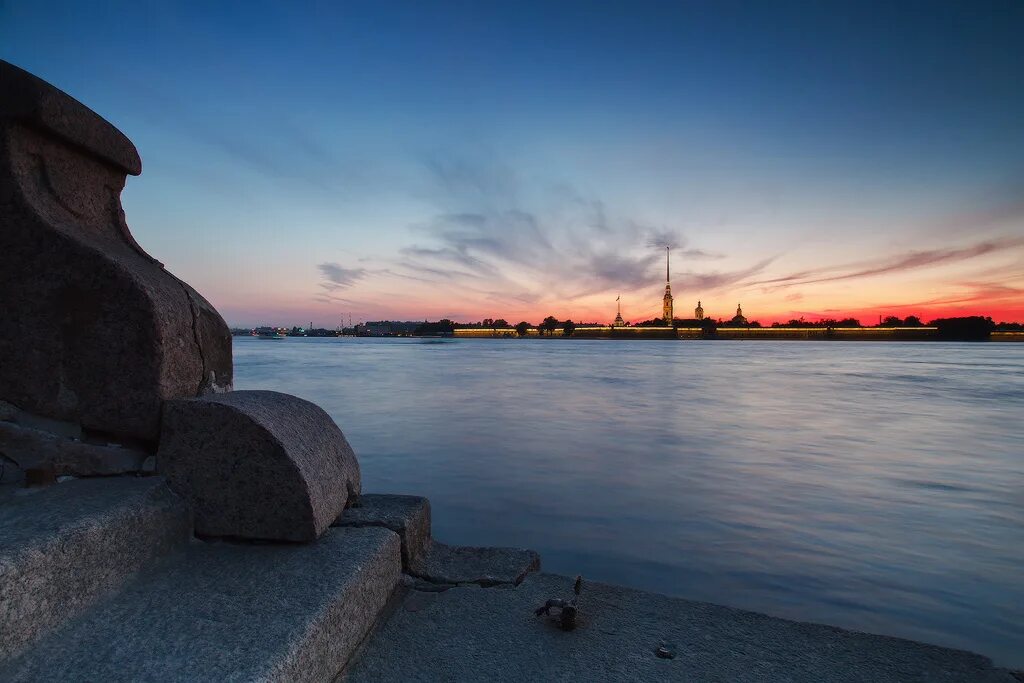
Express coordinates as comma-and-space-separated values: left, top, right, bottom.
3, 1, 1023, 326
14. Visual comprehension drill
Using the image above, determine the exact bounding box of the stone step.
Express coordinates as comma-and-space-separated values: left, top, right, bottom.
0, 477, 191, 660
334, 493, 541, 587
0, 525, 401, 682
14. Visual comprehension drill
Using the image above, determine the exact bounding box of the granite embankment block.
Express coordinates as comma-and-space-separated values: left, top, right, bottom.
159, 390, 361, 542
332, 493, 540, 586
0, 526, 401, 682
345, 572, 1017, 683
334, 494, 432, 569
0, 477, 191, 660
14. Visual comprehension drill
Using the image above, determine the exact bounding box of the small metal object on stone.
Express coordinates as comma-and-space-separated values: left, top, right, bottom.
534, 574, 583, 630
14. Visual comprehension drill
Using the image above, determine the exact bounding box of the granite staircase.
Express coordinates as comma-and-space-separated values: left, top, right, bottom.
0, 478, 541, 682
0, 477, 401, 682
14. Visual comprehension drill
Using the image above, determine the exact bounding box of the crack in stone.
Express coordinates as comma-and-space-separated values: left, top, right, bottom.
406, 570, 523, 590
171, 276, 208, 396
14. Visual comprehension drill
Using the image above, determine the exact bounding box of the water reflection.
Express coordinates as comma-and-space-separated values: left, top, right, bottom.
234, 337, 1024, 666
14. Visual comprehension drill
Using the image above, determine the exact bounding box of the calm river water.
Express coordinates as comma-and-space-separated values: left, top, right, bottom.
234, 337, 1023, 666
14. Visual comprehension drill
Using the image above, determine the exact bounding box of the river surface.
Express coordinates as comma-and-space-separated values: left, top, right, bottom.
234, 337, 1024, 666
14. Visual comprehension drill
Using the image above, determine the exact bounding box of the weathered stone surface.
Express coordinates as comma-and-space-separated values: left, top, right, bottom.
346, 572, 1018, 682
0, 477, 191, 661
0, 527, 401, 682
0, 420, 149, 476
412, 539, 541, 587
0, 456, 23, 484
0, 399, 81, 439
334, 494, 432, 570
0, 59, 232, 443
158, 390, 361, 542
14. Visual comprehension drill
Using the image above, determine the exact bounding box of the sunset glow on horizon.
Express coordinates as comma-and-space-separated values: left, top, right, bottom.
4, 1, 1022, 327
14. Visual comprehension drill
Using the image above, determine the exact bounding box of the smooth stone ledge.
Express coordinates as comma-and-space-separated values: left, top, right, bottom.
0, 526, 401, 682
0, 477, 191, 660
344, 572, 1017, 683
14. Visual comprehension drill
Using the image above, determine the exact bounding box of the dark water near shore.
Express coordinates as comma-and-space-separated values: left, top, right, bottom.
234, 337, 1024, 666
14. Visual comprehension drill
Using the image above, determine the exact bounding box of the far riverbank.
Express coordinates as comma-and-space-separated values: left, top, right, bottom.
453, 326, 1024, 341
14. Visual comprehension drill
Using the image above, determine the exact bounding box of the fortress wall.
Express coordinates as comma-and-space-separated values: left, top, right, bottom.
454, 326, 953, 340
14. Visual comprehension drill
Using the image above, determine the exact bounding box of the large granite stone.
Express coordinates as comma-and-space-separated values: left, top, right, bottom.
0, 59, 232, 444
158, 390, 361, 542
0, 477, 191, 661
333, 494, 432, 570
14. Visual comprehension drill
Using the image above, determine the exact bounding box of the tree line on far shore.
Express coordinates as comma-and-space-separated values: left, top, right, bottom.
414, 315, 1021, 339
235, 315, 1021, 340
415, 317, 578, 336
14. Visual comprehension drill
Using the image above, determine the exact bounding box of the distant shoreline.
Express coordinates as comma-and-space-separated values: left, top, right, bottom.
234, 329, 1024, 342
452, 327, 1023, 342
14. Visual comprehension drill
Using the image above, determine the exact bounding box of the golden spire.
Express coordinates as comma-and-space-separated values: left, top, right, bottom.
662, 247, 673, 324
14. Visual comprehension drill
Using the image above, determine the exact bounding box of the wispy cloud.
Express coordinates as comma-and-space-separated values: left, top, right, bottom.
678, 257, 777, 291
876, 282, 1024, 309
750, 237, 1024, 291
929, 193, 1024, 234
115, 73, 364, 193
389, 154, 744, 311
318, 262, 367, 290
680, 248, 726, 260
645, 229, 684, 250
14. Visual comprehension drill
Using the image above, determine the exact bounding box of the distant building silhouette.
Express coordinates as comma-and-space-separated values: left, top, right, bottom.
731, 303, 747, 326
613, 295, 625, 327
695, 300, 704, 320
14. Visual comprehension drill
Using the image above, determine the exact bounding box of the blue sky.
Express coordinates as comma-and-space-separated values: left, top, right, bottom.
3, 1, 1023, 324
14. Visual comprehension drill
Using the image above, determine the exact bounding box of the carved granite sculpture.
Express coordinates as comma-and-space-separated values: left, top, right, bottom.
0, 61, 355, 543
0, 59, 232, 446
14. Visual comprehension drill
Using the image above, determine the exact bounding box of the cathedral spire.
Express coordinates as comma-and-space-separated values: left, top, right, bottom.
662, 246, 674, 324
